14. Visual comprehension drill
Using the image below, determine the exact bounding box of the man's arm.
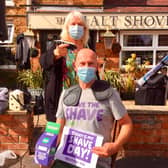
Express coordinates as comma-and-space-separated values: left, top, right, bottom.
92, 113, 133, 157
56, 118, 65, 146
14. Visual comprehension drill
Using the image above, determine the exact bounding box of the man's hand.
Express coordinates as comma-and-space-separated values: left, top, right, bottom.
92, 113, 133, 158
92, 142, 119, 157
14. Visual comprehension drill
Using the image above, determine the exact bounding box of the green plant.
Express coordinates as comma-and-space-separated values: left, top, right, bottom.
104, 70, 123, 91
17, 68, 43, 89
125, 53, 147, 80
121, 74, 135, 94
123, 53, 147, 93
103, 54, 148, 100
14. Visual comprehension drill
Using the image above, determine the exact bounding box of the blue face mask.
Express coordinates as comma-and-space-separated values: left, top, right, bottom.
69, 25, 84, 40
77, 67, 96, 83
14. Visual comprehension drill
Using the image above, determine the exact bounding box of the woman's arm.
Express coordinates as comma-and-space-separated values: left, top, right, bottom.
40, 42, 69, 70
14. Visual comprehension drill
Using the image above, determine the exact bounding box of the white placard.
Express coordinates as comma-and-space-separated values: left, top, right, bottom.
55, 126, 104, 168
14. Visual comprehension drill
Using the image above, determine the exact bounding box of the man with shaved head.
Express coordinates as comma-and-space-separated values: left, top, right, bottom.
53, 48, 133, 168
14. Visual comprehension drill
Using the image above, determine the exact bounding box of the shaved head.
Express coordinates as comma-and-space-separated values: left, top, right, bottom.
75, 48, 97, 68
76, 48, 97, 62
74, 48, 98, 86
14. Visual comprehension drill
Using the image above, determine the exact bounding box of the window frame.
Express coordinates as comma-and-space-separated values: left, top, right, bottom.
0, 23, 15, 69
0, 24, 14, 44
120, 31, 168, 68
5, 0, 14, 6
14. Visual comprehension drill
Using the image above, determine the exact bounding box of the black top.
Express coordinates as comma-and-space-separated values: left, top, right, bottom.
40, 42, 64, 121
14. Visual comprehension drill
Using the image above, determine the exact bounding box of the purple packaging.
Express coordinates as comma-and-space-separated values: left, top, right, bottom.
34, 122, 60, 166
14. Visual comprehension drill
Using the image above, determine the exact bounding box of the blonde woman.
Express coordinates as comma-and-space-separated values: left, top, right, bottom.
40, 11, 89, 122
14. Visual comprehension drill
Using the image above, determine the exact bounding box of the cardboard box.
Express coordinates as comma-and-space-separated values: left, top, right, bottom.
9, 89, 24, 111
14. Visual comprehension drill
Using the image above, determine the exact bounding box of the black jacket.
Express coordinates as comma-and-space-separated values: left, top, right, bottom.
15, 34, 30, 70
40, 42, 64, 121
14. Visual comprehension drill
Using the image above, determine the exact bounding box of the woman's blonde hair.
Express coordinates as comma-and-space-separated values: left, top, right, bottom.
60, 11, 89, 46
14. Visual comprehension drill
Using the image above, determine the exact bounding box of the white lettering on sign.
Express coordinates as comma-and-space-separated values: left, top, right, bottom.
67, 144, 90, 160
38, 145, 48, 152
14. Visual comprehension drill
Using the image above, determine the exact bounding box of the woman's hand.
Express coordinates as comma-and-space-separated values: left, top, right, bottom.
53, 44, 69, 60
92, 142, 120, 157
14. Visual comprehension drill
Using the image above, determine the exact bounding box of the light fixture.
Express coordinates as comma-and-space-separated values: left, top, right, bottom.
24, 29, 34, 37
24, 28, 35, 48
102, 29, 115, 49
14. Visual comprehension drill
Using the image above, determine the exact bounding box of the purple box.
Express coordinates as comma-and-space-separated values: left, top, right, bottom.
34, 132, 58, 166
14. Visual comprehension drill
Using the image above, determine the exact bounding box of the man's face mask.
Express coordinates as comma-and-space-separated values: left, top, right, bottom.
69, 25, 84, 40
77, 67, 96, 83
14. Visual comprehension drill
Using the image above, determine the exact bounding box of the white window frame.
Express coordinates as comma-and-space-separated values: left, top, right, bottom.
6, 0, 14, 6
0, 24, 14, 44
120, 30, 168, 68
0, 23, 15, 69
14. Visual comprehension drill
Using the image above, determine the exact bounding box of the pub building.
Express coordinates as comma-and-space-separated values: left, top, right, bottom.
1, 0, 168, 71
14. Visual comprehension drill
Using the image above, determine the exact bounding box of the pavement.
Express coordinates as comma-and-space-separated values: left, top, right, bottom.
2, 155, 168, 168
3, 110, 168, 168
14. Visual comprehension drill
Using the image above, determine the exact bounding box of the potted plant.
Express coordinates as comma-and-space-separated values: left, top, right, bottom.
104, 53, 147, 100
104, 70, 123, 92
120, 53, 147, 100
17, 68, 43, 100
104, 70, 135, 100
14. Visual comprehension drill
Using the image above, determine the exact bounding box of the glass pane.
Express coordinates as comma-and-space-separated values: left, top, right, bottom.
122, 51, 153, 65
158, 35, 168, 46
123, 35, 152, 47
5, 0, 14, 6
7, 25, 12, 41
0, 24, 14, 43
156, 51, 168, 63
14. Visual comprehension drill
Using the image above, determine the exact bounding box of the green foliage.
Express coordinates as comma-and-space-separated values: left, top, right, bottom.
122, 75, 135, 94
125, 53, 147, 80
104, 70, 123, 91
104, 54, 147, 100
123, 53, 147, 94
104, 70, 135, 94
102, 52, 149, 99
17, 69, 43, 89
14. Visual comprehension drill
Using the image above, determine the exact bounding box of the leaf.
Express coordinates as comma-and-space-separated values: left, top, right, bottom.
17, 69, 43, 89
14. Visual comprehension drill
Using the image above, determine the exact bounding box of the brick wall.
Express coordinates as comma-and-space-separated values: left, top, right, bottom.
6, 0, 27, 38
0, 111, 34, 155
123, 105, 168, 158
37, 0, 168, 6
147, 0, 168, 5
0, 103, 168, 158
37, 0, 103, 5
104, 0, 168, 12
104, 0, 168, 5
96, 40, 120, 70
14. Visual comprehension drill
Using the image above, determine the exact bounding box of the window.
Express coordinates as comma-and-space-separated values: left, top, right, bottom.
158, 35, 168, 46
0, 24, 14, 44
123, 35, 152, 47
120, 31, 168, 67
6, 0, 14, 6
0, 24, 15, 69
